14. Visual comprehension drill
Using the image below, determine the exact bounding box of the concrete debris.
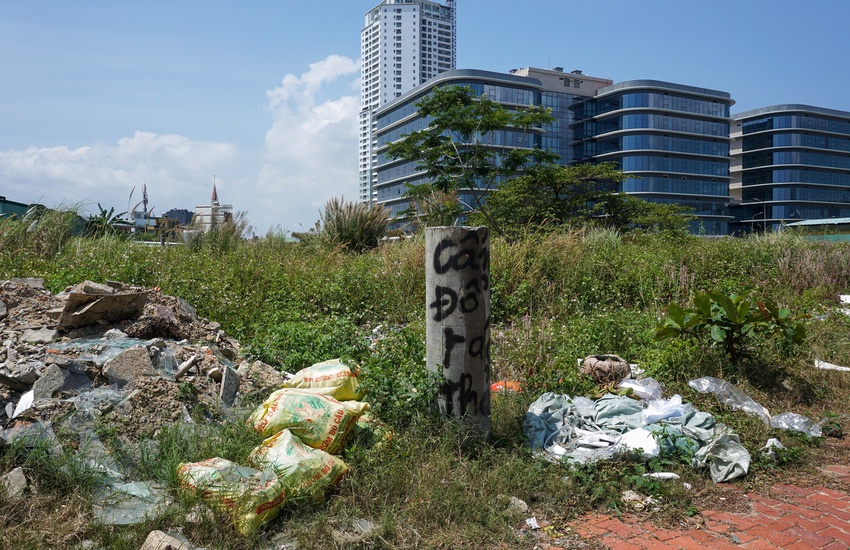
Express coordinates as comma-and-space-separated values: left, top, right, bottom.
0, 466, 27, 499
140, 530, 194, 550
31, 363, 66, 401
0, 299, 6, 321
103, 346, 156, 388
0, 277, 259, 443
22, 327, 59, 344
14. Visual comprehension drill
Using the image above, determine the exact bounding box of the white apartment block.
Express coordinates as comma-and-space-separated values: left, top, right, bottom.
359, 0, 456, 203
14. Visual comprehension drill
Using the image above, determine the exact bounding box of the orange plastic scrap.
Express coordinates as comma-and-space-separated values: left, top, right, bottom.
491, 380, 522, 393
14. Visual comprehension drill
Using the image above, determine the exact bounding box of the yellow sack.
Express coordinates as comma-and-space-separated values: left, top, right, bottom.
177, 457, 286, 536
248, 429, 349, 502
248, 388, 368, 454
282, 359, 363, 401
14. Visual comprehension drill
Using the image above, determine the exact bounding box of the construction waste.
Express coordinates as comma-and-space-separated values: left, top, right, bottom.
0, 277, 388, 535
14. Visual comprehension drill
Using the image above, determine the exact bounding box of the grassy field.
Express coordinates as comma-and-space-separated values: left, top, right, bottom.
1, 219, 849, 548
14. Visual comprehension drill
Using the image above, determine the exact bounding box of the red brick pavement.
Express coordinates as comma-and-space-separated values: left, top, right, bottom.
556, 447, 850, 550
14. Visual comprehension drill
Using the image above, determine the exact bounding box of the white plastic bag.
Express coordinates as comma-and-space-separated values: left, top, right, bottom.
642, 394, 685, 424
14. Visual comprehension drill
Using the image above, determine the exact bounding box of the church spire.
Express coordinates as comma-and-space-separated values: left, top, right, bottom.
211, 175, 219, 205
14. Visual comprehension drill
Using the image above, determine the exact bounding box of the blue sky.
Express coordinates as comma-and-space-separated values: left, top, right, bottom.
2, 0, 849, 234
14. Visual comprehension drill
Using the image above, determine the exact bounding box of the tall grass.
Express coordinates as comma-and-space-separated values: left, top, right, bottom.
4, 218, 850, 547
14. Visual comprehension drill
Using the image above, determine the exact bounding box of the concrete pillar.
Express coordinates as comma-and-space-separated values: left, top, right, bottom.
425, 226, 491, 438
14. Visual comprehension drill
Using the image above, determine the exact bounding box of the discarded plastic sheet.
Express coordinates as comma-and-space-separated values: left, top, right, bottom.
618, 427, 660, 459
0, 421, 63, 456
688, 376, 771, 425
71, 384, 125, 415
12, 389, 34, 419
618, 377, 663, 401
693, 429, 750, 483
92, 481, 170, 525
524, 392, 751, 482
525, 517, 540, 530
759, 438, 785, 461
78, 431, 126, 481
642, 394, 685, 424
814, 359, 850, 373
769, 412, 823, 437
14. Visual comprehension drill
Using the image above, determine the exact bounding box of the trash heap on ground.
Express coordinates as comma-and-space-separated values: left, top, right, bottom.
524, 354, 826, 483
178, 359, 378, 535
0, 277, 386, 534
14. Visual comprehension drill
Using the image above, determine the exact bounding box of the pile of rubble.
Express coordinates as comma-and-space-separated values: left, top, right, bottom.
0, 276, 285, 454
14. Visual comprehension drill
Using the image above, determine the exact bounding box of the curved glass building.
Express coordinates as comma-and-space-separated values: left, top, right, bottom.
373, 68, 612, 223
570, 80, 735, 235
730, 105, 850, 233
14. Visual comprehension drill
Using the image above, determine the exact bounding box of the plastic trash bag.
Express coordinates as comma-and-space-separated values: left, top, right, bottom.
769, 412, 823, 437
92, 481, 169, 525
642, 394, 686, 424
617, 427, 660, 459
759, 438, 786, 461
693, 428, 750, 482
618, 377, 664, 401
688, 376, 771, 425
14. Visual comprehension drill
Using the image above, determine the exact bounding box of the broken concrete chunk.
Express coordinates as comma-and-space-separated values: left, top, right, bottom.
9, 277, 45, 290
175, 297, 199, 323
32, 364, 67, 401
219, 365, 240, 407
140, 530, 193, 550
58, 290, 149, 329
21, 328, 59, 344
0, 300, 6, 321
174, 355, 199, 380
81, 281, 116, 295
2, 360, 40, 386
0, 467, 27, 499
0, 372, 30, 392
103, 346, 155, 388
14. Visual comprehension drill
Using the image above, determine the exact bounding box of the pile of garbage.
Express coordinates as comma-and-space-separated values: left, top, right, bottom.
524, 354, 827, 483
177, 359, 382, 535
0, 277, 292, 524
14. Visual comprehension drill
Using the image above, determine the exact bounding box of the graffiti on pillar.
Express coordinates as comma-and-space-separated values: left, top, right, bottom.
428, 230, 491, 417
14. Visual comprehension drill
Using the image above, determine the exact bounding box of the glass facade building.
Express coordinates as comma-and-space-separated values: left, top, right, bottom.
372, 67, 613, 224
730, 105, 850, 233
359, 0, 456, 204
373, 69, 547, 221
570, 81, 735, 235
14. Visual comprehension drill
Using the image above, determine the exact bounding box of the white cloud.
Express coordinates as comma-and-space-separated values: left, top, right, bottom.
0, 54, 361, 235
0, 132, 237, 219
258, 54, 360, 233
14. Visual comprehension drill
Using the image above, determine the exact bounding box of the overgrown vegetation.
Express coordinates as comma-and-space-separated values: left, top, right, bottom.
1, 212, 850, 548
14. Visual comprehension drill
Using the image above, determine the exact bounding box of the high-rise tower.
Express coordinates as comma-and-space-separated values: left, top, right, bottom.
359, 0, 456, 204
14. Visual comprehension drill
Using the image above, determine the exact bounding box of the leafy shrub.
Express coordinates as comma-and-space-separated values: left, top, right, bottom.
654, 290, 807, 365
357, 323, 442, 428
245, 316, 371, 372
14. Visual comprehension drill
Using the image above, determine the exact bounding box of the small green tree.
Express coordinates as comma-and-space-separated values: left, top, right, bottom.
387, 85, 556, 235
654, 290, 807, 366
476, 162, 694, 237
